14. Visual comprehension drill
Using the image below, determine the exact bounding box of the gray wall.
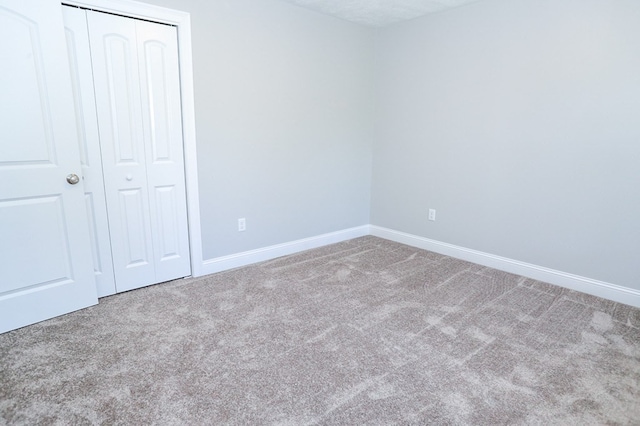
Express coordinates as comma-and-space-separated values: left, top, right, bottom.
140, 0, 639, 290
372, 0, 640, 289
143, 0, 375, 259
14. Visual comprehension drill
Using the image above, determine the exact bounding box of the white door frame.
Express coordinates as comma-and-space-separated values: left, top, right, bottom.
62, 0, 204, 277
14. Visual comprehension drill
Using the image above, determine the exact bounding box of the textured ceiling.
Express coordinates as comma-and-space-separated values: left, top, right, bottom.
280, 0, 484, 27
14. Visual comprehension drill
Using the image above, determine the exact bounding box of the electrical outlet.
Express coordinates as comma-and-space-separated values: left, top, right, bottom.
238, 218, 246, 232
428, 209, 436, 221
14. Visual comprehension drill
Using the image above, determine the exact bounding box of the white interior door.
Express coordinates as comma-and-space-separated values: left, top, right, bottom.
86, 10, 191, 293
0, 0, 98, 333
63, 6, 117, 298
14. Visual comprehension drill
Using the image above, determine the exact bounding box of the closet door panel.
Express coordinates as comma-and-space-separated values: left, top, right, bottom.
137, 20, 191, 282
119, 187, 150, 265
62, 6, 116, 297
87, 10, 155, 291
154, 185, 181, 259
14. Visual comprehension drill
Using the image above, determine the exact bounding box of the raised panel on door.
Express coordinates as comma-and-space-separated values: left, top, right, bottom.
137, 20, 191, 283
0, 196, 74, 294
62, 6, 116, 298
0, 0, 97, 333
86, 10, 155, 292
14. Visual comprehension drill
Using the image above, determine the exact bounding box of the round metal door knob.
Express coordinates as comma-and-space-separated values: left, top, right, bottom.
66, 174, 80, 185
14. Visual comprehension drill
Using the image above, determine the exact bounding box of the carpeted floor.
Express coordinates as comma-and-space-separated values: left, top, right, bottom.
1, 236, 639, 425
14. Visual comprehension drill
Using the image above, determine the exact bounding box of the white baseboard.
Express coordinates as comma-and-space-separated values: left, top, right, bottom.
196, 224, 639, 308
370, 225, 640, 308
200, 225, 370, 275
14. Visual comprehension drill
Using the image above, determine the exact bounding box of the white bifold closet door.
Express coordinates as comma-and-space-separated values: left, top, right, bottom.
63, 6, 191, 296
63, 7, 116, 298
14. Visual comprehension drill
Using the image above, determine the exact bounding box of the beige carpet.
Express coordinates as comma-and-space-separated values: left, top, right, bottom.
1, 236, 639, 424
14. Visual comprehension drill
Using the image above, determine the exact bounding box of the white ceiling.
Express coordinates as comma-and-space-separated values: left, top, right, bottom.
279, 0, 485, 27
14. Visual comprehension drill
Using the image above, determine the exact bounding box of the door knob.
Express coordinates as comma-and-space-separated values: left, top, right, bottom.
66, 174, 80, 185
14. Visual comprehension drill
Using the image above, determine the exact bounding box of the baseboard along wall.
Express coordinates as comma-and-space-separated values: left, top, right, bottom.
198, 224, 640, 308
200, 226, 370, 275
